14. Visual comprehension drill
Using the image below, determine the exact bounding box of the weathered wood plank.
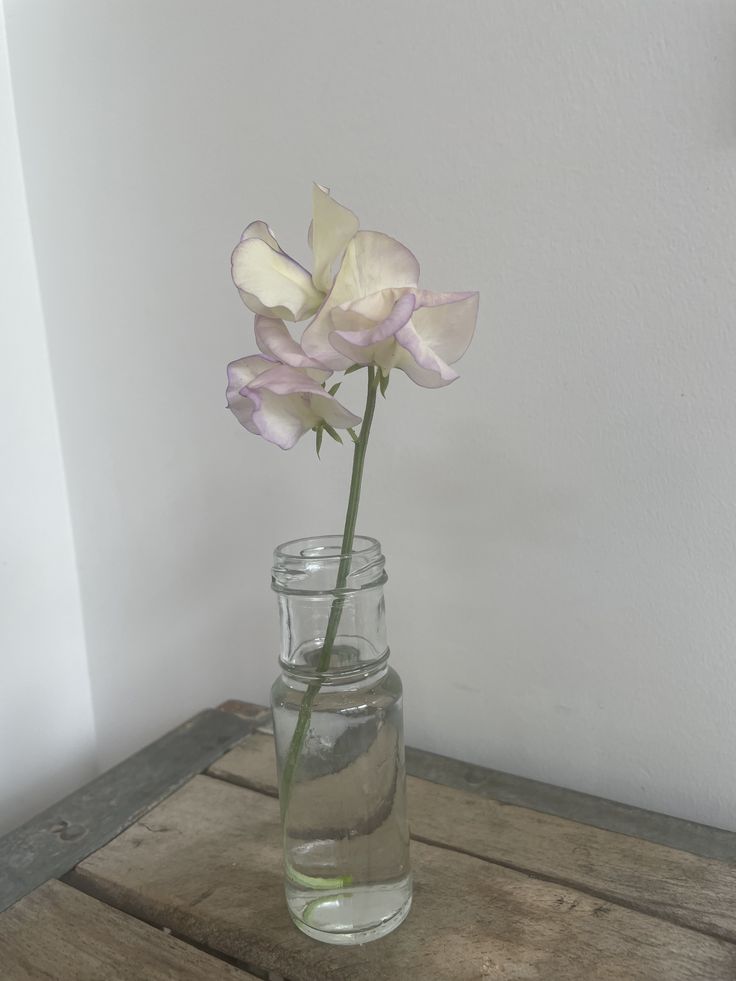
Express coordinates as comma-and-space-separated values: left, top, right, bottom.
220, 705, 736, 864
0, 879, 258, 980
0, 707, 264, 913
68, 774, 736, 981
208, 732, 736, 944
217, 700, 272, 721
405, 744, 736, 863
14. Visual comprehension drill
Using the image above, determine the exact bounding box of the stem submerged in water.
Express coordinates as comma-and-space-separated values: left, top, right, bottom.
279, 365, 381, 817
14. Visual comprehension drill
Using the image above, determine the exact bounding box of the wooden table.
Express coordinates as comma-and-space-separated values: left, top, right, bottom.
2, 700, 736, 980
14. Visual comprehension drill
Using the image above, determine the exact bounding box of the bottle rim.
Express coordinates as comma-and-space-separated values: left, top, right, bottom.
272, 535, 387, 595
273, 534, 381, 564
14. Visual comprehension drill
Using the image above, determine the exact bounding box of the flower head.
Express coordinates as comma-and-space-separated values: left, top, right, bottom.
226, 185, 479, 451
301, 231, 479, 387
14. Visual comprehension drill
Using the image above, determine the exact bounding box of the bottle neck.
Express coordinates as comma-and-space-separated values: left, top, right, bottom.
279, 644, 391, 687
272, 535, 388, 685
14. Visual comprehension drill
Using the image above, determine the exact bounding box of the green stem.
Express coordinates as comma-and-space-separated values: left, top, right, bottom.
279, 366, 380, 818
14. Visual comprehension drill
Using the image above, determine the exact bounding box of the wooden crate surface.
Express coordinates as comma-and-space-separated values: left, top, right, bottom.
2, 701, 736, 980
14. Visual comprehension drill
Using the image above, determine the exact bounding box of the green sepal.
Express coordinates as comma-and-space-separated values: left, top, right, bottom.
315, 426, 323, 458
379, 370, 390, 398
328, 382, 341, 396
344, 363, 363, 375
347, 427, 359, 444
322, 422, 343, 445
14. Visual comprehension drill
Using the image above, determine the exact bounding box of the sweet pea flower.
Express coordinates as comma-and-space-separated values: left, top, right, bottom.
231, 185, 359, 322
301, 231, 479, 387
226, 331, 361, 450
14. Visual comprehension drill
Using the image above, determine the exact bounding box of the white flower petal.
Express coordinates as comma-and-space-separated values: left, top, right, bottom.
301, 231, 420, 369
232, 238, 324, 322
334, 231, 420, 305
329, 335, 399, 375
393, 320, 460, 388
333, 287, 411, 325
245, 388, 313, 449
311, 392, 363, 431
412, 291, 480, 365
239, 220, 281, 250
309, 184, 359, 293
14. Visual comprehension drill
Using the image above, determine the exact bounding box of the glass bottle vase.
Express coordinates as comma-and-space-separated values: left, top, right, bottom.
270, 535, 412, 945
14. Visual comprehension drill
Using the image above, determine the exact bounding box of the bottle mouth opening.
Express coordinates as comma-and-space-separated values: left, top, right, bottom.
272, 535, 386, 595
274, 534, 381, 564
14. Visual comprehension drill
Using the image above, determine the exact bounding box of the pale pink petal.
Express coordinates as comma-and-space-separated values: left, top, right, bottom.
240, 387, 312, 449
228, 397, 260, 435
231, 362, 362, 449
328, 286, 409, 328
225, 355, 275, 434
331, 292, 416, 347
254, 316, 331, 379
226, 354, 276, 396
246, 362, 330, 397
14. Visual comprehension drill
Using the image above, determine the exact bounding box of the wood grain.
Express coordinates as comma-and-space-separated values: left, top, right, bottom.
0, 879, 257, 980
207, 732, 736, 944
219, 705, 736, 863
68, 774, 736, 981
0, 708, 256, 913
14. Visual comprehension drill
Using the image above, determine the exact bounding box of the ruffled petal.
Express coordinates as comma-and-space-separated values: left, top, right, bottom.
240, 220, 281, 250
309, 184, 360, 293
246, 362, 331, 397
231, 362, 362, 449
411, 290, 480, 365
226, 354, 276, 393
232, 231, 324, 322
328, 292, 415, 375
393, 320, 460, 388
225, 355, 276, 433
331, 292, 416, 347
254, 316, 331, 380
301, 231, 420, 369
238, 387, 313, 449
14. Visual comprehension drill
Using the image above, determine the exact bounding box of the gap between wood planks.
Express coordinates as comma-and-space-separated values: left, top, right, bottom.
204, 763, 736, 950
58, 872, 291, 981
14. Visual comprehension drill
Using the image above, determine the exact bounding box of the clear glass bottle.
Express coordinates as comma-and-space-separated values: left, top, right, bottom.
270, 535, 412, 945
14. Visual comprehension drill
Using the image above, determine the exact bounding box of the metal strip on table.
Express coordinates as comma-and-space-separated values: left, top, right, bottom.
0, 707, 267, 912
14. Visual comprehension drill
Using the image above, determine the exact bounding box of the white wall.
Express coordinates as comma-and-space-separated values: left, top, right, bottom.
4, 0, 736, 829
0, 4, 97, 833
